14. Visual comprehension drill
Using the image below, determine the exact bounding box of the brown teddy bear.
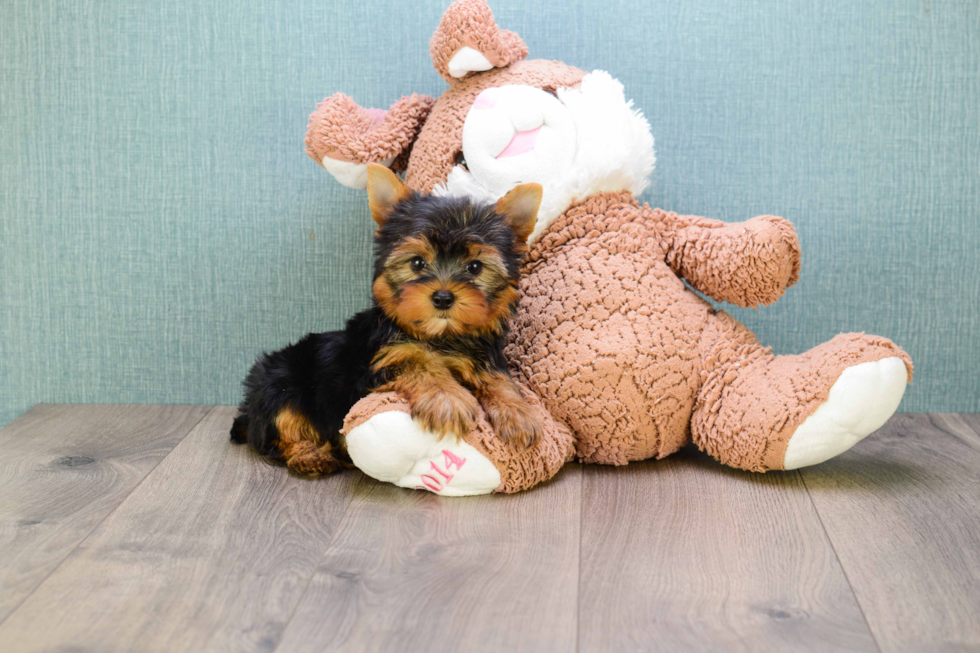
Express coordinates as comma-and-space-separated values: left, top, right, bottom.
304, 0, 912, 495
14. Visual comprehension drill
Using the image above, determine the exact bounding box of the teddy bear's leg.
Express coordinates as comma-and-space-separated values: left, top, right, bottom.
691, 311, 912, 472
341, 383, 575, 495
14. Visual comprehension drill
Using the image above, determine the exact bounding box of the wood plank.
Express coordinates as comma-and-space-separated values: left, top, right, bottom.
579, 447, 878, 653
0, 406, 357, 653
0, 403, 210, 623
274, 465, 583, 653
801, 413, 980, 653
955, 413, 980, 449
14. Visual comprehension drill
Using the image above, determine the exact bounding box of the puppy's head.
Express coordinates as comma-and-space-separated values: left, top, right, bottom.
366, 164, 540, 339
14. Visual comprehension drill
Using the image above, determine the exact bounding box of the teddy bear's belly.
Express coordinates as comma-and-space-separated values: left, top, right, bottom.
508, 243, 712, 465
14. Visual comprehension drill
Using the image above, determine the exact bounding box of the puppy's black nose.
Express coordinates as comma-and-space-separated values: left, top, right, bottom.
431, 290, 455, 310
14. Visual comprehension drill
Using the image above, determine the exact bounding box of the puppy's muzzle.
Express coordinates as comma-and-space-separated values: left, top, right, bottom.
431, 290, 456, 310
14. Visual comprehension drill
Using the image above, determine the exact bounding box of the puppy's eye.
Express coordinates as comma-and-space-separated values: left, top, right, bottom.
466, 260, 483, 276
410, 257, 427, 272
455, 151, 468, 171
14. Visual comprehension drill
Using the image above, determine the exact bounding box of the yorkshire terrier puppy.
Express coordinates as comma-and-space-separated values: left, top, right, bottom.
230, 164, 543, 475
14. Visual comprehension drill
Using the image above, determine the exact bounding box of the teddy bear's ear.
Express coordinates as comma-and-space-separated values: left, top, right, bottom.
429, 0, 528, 83
305, 93, 436, 189
495, 183, 542, 244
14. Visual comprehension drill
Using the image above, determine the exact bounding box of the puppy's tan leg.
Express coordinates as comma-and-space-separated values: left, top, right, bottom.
373, 343, 480, 440
382, 369, 480, 440
275, 407, 342, 476
472, 371, 542, 448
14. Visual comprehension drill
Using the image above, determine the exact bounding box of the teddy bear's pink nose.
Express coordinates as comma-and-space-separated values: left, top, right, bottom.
472, 91, 498, 111
496, 126, 541, 159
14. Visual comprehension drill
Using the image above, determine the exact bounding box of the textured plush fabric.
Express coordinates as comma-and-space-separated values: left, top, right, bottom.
508, 191, 912, 470
693, 322, 913, 470
429, 0, 528, 83
305, 93, 436, 173
661, 214, 801, 309
1, 0, 978, 429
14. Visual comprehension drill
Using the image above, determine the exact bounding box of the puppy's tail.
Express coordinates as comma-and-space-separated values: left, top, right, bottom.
230, 412, 249, 444
229, 404, 282, 459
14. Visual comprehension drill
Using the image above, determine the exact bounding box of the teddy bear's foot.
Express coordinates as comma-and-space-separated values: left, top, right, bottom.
344, 409, 502, 496
342, 387, 576, 495
782, 357, 907, 469
692, 312, 913, 472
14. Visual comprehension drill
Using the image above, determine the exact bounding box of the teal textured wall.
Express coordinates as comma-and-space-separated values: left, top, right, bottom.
1, 0, 978, 427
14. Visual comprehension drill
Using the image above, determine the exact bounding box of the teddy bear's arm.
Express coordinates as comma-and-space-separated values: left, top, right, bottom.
305, 93, 436, 187
651, 209, 801, 308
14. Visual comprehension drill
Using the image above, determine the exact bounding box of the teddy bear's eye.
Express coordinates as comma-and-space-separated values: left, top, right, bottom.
455, 151, 468, 171
410, 257, 427, 272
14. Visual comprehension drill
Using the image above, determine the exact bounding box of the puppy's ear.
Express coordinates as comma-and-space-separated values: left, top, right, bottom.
367, 164, 412, 225
495, 183, 542, 243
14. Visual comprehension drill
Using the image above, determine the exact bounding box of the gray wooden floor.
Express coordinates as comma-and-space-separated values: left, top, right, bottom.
0, 406, 978, 653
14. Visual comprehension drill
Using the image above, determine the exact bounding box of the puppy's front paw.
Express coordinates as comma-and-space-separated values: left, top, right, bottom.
488, 403, 542, 449
410, 387, 480, 440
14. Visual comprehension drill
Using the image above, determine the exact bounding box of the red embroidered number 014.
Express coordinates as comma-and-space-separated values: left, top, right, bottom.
418, 450, 467, 492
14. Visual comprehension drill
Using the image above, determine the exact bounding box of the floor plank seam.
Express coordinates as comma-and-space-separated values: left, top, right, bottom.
575, 466, 583, 653
798, 469, 883, 653
935, 413, 980, 451
0, 405, 215, 631
270, 472, 363, 653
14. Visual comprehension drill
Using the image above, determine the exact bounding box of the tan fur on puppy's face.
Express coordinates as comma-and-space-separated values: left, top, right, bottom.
372, 237, 517, 340
392, 280, 491, 339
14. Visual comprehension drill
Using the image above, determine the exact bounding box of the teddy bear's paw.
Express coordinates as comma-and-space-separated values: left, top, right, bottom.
345, 411, 501, 496
783, 357, 908, 470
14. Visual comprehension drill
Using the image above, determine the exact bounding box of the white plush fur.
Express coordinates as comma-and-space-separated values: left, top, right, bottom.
321, 155, 396, 190
434, 70, 656, 243
448, 46, 495, 78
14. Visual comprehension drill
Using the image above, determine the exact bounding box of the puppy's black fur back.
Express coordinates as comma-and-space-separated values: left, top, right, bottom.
230, 306, 397, 459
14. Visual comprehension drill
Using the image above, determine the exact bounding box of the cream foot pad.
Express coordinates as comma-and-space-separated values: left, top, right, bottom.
345, 410, 501, 496
783, 357, 908, 470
